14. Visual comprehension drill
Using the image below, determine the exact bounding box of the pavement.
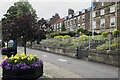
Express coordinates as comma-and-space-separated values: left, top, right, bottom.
18, 47, 118, 78
0, 47, 119, 79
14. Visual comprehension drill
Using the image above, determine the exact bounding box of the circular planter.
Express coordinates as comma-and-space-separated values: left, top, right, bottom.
2, 63, 43, 80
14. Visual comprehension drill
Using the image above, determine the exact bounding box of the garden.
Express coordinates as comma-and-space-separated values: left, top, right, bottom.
40, 29, 120, 50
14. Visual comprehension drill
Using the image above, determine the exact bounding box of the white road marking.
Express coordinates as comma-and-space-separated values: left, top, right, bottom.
42, 55, 47, 57
57, 59, 68, 62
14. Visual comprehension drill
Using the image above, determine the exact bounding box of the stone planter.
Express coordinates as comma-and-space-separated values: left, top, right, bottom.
2, 63, 43, 80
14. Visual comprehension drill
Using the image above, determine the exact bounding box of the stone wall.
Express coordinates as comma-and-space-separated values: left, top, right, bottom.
32, 45, 78, 58
32, 44, 89, 59
88, 49, 120, 67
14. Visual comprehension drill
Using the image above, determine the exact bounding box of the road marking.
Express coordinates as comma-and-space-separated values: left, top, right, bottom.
57, 59, 68, 62
42, 55, 47, 57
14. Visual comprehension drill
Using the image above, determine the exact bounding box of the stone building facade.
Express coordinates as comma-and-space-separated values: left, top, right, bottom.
64, 9, 90, 31
51, 18, 65, 32
90, 1, 120, 33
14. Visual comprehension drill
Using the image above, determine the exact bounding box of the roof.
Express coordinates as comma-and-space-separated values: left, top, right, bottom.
55, 18, 65, 23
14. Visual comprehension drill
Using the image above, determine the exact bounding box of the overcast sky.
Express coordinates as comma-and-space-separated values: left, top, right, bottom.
0, 0, 94, 20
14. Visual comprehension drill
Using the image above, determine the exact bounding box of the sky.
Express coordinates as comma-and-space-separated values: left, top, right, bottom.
0, 0, 95, 20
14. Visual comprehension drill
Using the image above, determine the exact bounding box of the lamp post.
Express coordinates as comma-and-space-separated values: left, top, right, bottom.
78, 31, 81, 52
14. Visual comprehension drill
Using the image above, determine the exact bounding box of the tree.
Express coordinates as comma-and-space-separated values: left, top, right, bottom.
2, 0, 37, 54
61, 22, 66, 31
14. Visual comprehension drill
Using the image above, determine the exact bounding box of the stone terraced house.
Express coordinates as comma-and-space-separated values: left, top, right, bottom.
90, 1, 120, 33
64, 8, 90, 32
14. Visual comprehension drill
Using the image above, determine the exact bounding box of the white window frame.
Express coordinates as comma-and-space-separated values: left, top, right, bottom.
67, 20, 70, 26
100, 19, 105, 27
102, 2, 104, 6
82, 15, 85, 22
93, 21, 96, 29
54, 25, 56, 30
110, 17, 115, 27
60, 23, 61, 28
74, 18, 76, 24
92, 12, 96, 18
78, 16, 80, 23
100, 9, 104, 15
110, 6, 115, 13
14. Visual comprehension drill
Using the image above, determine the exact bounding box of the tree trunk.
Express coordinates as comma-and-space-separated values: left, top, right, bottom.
24, 41, 26, 55
31, 41, 32, 48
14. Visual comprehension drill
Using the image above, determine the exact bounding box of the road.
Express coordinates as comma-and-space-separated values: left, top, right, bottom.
18, 47, 118, 78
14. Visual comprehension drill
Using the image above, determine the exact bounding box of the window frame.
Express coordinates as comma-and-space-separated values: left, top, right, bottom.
110, 6, 115, 13
100, 19, 105, 28
110, 17, 115, 27
100, 9, 104, 15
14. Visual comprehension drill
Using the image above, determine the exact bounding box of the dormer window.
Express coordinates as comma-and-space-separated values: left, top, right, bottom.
102, 2, 104, 6
69, 14, 72, 18
100, 9, 104, 15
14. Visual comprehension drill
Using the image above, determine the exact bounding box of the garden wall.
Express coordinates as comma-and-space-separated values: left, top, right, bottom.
32, 44, 88, 58
88, 49, 120, 67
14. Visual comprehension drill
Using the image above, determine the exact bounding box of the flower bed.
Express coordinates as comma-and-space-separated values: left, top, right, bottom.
0, 53, 43, 80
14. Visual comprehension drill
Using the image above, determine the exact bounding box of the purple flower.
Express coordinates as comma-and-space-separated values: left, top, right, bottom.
16, 64, 20, 67
12, 67, 14, 70
19, 63, 24, 66
20, 65, 31, 69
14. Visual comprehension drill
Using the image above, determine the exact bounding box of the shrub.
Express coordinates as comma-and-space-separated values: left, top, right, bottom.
80, 35, 89, 41
68, 31, 76, 37
46, 35, 51, 39
102, 32, 108, 37
75, 27, 97, 36
112, 30, 119, 35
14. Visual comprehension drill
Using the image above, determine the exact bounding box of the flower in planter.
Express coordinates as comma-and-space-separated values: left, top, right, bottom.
0, 53, 43, 70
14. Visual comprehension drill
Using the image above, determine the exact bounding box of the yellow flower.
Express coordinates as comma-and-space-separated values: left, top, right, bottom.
11, 54, 14, 57
2, 57, 4, 59
34, 55, 37, 57
14, 60, 17, 63
30, 57, 33, 60
10, 57, 14, 60
30, 54, 33, 57
27, 57, 30, 61
5, 56, 8, 60
3, 47, 7, 48
14, 57, 19, 60
21, 57, 25, 60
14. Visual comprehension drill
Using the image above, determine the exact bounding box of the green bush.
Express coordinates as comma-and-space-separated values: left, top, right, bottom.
46, 35, 51, 39
68, 31, 76, 37
50, 31, 76, 38
75, 27, 98, 36
112, 30, 119, 35
102, 32, 108, 37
